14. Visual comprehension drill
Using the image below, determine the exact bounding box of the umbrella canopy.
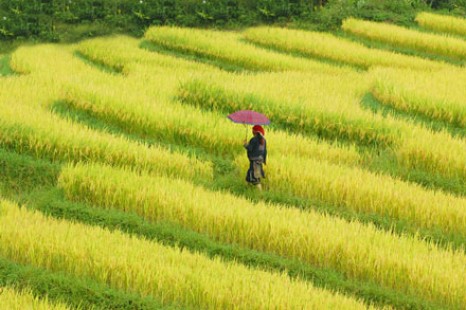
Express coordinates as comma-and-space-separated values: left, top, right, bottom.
227, 110, 270, 125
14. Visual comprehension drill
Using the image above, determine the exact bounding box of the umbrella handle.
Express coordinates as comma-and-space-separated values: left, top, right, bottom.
245, 124, 248, 142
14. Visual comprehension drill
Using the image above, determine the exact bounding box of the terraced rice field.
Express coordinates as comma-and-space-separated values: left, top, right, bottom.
0, 12, 465, 309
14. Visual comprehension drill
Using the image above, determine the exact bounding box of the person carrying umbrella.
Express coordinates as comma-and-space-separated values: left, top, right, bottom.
227, 110, 269, 191
244, 125, 267, 190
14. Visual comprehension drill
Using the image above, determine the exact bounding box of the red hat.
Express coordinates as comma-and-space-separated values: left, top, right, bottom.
252, 125, 265, 136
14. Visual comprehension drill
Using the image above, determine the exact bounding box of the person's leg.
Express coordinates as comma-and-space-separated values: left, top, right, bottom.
246, 161, 255, 184
253, 161, 262, 179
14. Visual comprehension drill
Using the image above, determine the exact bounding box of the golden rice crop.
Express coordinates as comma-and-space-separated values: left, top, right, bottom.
9, 39, 211, 107
144, 26, 346, 73
178, 70, 466, 180
58, 163, 466, 308
0, 100, 212, 180
342, 18, 466, 60
243, 26, 446, 70
3, 43, 213, 180
234, 153, 466, 235
1, 46, 93, 110
62, 73, 361, 164
416, 12, 466, 37
0, 75, 59, 111
367, 66, 466, 180
0, 287, 70, 310
368, 67, 466, 179
6, 44, 121, 112
10, 44, 106, 78
73, 35, 223, 101
68, 38, 362, 164
5, 42, 359, 169
371, 67, 466, 127
178, 72, 403, 147
0, 200, 370, 309
76, 35, 215, 75
397, 125, 466, 179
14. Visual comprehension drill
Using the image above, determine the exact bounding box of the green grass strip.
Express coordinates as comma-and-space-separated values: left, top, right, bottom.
23, 188, 445, 310
0, 256, 183, 310
0, 55, 14, 76
0, 148, 60, 196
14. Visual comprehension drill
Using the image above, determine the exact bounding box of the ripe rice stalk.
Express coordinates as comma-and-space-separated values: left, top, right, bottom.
342, 18, 466, 61
178, 76, 402, 147
416, 12, 466, 37
144, 26, 346, 73
178, 73, 466, 180
76, 35, 215, 75
62, 76, 361, 164
58, 163, 466, 308
371, 67, 466, 127
243, 26, 447, 70
397, 126, 466, 180
0, 287, 70, 310
233, 153, 466, 236
0, 200, 371, 310
0, 100, 212, 181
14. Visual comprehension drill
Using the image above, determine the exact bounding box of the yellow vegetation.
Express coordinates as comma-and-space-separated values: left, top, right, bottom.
342, 18, 466, 60
416, 12, 466, 37
58, 163, 466, 308
243, 26, 446, 70
0, 287, 69, 310
0, 200, 370, 310
144, 26, 345, 73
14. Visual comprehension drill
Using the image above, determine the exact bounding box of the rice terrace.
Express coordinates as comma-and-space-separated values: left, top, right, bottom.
0, 2, 466, 309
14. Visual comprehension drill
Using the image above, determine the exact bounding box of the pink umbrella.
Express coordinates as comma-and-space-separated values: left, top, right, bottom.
227, 110, 270, 125
227, 110, 270, 140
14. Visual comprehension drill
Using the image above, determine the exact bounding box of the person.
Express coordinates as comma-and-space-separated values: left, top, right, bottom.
243, 125, 267, 190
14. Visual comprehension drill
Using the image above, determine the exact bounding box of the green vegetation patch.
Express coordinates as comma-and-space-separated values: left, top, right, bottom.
0, 55, 14, 76
0, 148, 60, 197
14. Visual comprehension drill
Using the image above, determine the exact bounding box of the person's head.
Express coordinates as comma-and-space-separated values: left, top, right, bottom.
252, 125, 265, 136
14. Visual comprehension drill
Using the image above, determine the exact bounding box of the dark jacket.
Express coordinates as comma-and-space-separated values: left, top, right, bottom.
244, 134, 267, 164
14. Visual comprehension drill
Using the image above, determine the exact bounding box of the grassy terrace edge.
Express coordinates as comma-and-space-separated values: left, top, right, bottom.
0, 55, 14, 76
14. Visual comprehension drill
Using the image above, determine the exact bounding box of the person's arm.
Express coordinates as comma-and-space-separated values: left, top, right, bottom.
244, 140, 251, 150
244, 137, 257, 152
263, 141, 267, 164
